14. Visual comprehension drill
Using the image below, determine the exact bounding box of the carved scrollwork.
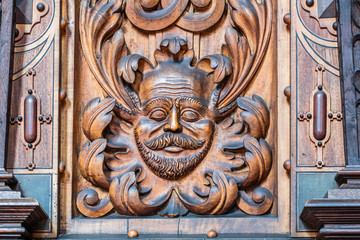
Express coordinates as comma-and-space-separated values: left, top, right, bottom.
78, 0, 273, 217
125, 0, 226, 32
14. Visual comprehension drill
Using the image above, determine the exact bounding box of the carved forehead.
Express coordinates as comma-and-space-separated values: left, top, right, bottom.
138, 63, 212, 103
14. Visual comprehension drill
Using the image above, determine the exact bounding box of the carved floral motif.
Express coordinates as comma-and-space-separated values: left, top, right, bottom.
77, 0, 273, 217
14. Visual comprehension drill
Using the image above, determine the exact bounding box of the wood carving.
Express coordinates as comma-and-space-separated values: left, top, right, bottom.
297, 65, 342, 168
9, 69, 52, 170
77, 0, 273, 217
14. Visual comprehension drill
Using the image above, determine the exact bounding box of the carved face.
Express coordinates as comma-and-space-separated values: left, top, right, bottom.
78, 34, 274, 218
134, 65, 215, 180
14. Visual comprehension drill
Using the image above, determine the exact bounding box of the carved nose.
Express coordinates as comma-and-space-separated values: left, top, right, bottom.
164, 106, 182, 132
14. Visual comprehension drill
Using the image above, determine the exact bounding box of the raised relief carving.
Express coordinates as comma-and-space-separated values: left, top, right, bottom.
297, 65, 342, 168
9, 69, 52, 170
77, 0, 273, 217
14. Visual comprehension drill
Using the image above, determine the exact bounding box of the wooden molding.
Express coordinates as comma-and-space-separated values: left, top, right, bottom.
301, 199, 360, 229
0, 198, 48, 239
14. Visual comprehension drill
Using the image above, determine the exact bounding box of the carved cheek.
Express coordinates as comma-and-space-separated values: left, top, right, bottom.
182, 119, 214, 140
136, 117, 165, 139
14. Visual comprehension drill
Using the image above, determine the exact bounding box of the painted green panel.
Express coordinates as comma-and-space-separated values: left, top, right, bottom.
297, 172, 338, 231
14, 174, 52, 231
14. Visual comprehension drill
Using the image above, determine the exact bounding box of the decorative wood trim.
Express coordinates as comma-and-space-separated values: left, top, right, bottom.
301, 199, 360, 229
337, 0, 360, 165
0, 198, 48, 239
0, 0, 16, 176
0, 1, 50, 239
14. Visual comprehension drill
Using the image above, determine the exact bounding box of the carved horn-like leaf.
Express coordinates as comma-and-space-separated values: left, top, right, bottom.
77, 189, 114, 218
195, 55, 233, 110
195, 55, 233, 83
219, 0, 272, 110
82, 98, 115, 141
109, 172, 168, 215
117, 54, 154, 84
79, 139, 111, 189
240, 137, 272, 189
179, 170, 238, 215
237, 188, 273, 215
237, 95, 270, 139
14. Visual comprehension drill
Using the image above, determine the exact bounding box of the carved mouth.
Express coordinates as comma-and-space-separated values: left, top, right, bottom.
164, 146, 184, 153
134, 124, 215, 180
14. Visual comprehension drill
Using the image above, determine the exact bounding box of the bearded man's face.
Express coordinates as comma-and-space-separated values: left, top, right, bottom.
134, 66, 215, 180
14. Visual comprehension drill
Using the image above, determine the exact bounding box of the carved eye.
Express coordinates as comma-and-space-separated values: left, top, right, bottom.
149, 109, 167, 121
181, 109, 200, 122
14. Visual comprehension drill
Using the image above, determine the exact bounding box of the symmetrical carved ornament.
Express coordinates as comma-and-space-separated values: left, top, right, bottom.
77, 0, 274, 217
9, 69, 52, 170
297, 65, 342, 168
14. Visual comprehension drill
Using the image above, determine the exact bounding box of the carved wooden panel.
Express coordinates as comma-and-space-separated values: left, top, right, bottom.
290, 0, 345, 238
59, 0, 290, 236
5, 0, 60, 238
78, 0, 274, 217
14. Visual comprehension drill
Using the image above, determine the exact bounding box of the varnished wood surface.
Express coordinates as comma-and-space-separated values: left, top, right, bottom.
58, 0, 294, 236
337, 0, 360, 165
0, 0, 15, 171
290, 0, 345, 238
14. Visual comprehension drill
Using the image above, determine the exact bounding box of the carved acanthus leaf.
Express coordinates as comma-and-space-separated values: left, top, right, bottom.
240, 137, 272, 189
79, 139, 111, 189
76, 189, 114, 218
238, 187, 273, 215
219, 0, 272, 111
80, 0, 139, 111
109, 172, 168, 215
179, 170, 238, 215
238, 95, 270, 139
82, 98, 115, 141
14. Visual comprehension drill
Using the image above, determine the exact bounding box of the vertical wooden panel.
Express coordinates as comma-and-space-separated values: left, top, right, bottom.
290, 0, 345, 237
5, 0, 60, 238
0, 0, 15, 173
337, 0, 360, 165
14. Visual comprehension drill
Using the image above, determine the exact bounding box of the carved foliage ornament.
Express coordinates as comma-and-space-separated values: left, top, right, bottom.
77, 0, 273, 217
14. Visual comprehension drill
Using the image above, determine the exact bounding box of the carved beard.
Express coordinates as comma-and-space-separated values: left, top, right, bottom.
134, 124, 215, 180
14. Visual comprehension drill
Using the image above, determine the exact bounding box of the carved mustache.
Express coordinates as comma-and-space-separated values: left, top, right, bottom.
143, 132, 205, 150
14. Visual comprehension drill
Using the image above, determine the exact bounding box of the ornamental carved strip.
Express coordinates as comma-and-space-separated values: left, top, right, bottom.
76, 0, 273, 217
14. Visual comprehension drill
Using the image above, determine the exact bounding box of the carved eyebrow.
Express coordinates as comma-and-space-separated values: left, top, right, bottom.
175, 97, 205, 109
143, 97, 172, 112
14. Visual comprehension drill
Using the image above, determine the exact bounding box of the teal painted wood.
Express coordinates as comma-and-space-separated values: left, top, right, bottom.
296, 172, 338, 232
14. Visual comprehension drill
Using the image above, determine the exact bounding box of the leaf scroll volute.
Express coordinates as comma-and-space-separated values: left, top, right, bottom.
79, 139, 111, 189
82, 98, 115, 141
237, 187, 273, 215
237, 95, 270, 139
219, 0, 272, 111
77, 189, 114, 218
179, 170, 238, 215
109, 172, 168, 215
195, 55, 233, 111
240, 137, 272, 189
